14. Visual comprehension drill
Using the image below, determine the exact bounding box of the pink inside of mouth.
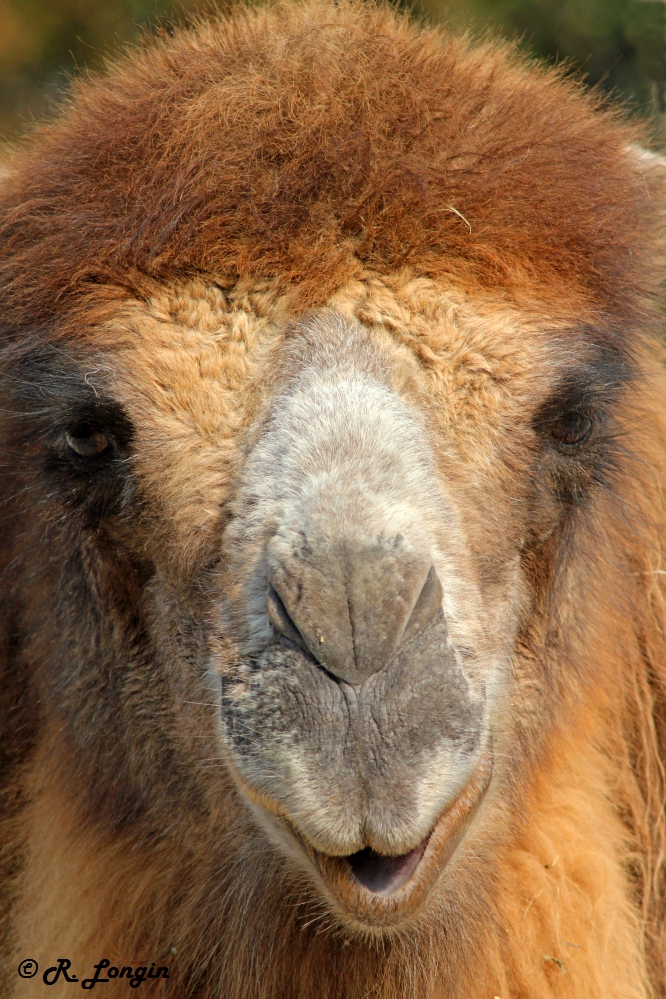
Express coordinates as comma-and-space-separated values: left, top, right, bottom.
346, 838, 429, 895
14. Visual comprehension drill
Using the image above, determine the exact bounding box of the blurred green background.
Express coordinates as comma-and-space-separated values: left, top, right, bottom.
0, 0, 665, 145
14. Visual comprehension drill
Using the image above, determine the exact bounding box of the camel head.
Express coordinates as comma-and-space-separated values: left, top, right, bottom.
3, 274, 637, 934
2, 3, 666, 993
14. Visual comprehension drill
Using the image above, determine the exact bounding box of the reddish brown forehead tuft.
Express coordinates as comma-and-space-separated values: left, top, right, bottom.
0, 0, 663, 334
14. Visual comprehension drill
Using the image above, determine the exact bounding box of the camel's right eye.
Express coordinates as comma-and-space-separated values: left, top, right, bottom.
65, 426, 112, 460
550, 412, 593, 447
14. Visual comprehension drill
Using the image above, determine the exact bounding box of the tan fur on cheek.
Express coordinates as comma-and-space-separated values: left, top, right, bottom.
11, 749, 143, 999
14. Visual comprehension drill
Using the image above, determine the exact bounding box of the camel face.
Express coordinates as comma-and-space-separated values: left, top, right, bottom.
56, 283, 628, 930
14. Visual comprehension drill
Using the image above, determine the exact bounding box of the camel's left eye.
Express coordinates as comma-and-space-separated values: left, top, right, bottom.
551, 412, 593, 447
65, 426, 112, 460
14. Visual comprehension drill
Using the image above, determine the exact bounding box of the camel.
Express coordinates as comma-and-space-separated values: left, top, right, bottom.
0, 2, 665, 996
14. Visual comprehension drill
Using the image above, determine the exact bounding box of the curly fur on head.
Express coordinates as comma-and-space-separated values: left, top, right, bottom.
0, 3, 665, 999
0, 0, 663, 327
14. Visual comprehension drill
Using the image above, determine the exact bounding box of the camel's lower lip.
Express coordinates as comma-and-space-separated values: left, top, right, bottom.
308, 755, 492, 927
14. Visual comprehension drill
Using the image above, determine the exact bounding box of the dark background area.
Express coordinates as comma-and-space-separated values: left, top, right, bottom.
0, 0, 665, 146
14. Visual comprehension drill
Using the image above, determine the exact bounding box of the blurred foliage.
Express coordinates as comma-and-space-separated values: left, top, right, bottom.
415, 0, 666, 138
0, 0, 212, 139
0, 0, 665, 143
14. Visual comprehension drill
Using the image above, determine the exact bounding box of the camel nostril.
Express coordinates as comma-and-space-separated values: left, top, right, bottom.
400, 567, 444, 647
265, 551, 442, 685
266, 585, 313, 657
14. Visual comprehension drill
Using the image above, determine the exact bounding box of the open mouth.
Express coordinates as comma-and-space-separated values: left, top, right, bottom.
234, 750, 493, 929
346, 838, 430, 894
306, 755, 493, 927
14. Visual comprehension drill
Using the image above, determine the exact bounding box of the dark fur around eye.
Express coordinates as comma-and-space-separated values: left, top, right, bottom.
532, 346, 630, 454
2, 346, 135, 525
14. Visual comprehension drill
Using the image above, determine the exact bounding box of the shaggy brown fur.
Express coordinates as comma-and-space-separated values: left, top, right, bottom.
1, 3, 666, 997
0, 0, 662, 328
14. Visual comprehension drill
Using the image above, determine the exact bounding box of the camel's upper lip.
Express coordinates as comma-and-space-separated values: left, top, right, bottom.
300, 753, 493, 929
